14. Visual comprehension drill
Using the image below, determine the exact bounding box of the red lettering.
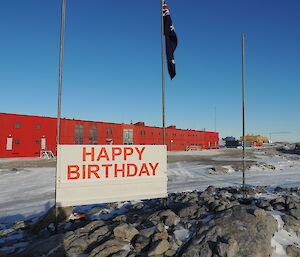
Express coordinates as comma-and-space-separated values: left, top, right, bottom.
83, 147, 94, 161
124, 147, 134, 160
149, 163, 159, 176
112, 147, 122, 160
114, 164, 125, 177
68, 165, 80, 180
139, 163, 150, 176
135, 147, 146, 160
97, 147, 110, 161
83, 165, 86, 179
102, 164, 112, 178
127, 163, 138, 177
88, 165, 100, 179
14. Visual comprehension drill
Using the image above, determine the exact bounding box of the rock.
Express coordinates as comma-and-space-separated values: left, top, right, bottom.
168, 236, 181, 251
182, 243, 212, 257
216, 239, 239, 257
19, 234, 64, 257
133, 234, 151, 253
139, 227, 156, 238
30, 206, 73, 234
158, 210, 180, 227
148, 239, 170, 256
256, 200, 271, 210
110, 250, 131, 257
251, 209, 266, 218
113, 224, 139, 241
113, 215, 127, 223
165, 249, 177, 256
215, 204, 227, 212
153, 231, 169, 241
243, 186, 257, 196
286, 245, 300, 257
289, 209, 300, 220
131, 202, 144, 210
13, 220, 27, 230
259, 162, 276, 170
218, 190, 228, 198
64, 221, 111, 256
178, 205, 199, 218
207, 167, 229, 175
0, 250, 8, 257
205, 185, 216, 193
273, 203, 286, 211
282, 215, 300, 237
89, 239, 131, 257
0, 228, 13, 237
156, 222, 167, 233
180, 205, 277, 257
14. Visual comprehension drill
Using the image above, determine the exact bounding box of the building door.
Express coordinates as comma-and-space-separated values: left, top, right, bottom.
41, 138, 46, 150
123, 129, 133, 145
6, 137, 13, 150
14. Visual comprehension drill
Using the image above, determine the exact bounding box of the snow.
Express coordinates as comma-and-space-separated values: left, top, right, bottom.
174, 228, 190, 242
0, 150, 299, 227
270, 211, 300, 257
168, 149, 223, 156
168, 154, 300, 193
0, 167, 54, 224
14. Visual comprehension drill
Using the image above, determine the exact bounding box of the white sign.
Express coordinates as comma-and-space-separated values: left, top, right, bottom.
56, 145, 167, 207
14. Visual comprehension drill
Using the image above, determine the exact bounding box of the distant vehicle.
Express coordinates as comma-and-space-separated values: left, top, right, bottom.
223, 137, 242, 148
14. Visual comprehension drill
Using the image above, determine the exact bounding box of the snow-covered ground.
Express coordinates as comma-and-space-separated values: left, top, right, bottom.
0, 150, 299, 224
0, 167, 55, 223
270, 211, 300, 257
168, 154, 300, 192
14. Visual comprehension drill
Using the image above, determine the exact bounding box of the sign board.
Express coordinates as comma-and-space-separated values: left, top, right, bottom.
56, 145, 167, 207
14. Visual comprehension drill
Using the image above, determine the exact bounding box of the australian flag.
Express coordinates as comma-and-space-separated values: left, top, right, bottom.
163, 0, 178, 80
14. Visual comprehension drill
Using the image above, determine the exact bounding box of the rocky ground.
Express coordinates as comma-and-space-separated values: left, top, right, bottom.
0, 185, 299, 257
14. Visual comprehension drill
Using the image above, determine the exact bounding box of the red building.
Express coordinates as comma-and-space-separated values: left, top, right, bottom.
0, 113, 219, 158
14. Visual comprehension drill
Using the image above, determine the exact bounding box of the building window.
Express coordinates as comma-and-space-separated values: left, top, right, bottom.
89, 126, 98, 145
106, 128, 113, 135
35, 140, 40, 144
75, 125, 84, 144
35, 125, 40, 129
14, 140, 20, 144
15, 123, 21, 128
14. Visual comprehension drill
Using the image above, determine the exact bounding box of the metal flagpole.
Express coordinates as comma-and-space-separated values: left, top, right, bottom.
55, 0, 66, 232
161, 0, 168, 209
161, 0, 166, 146
241, 32, 246, 198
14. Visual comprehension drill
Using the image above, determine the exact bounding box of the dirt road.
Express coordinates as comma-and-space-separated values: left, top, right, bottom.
0, 147, 276, 170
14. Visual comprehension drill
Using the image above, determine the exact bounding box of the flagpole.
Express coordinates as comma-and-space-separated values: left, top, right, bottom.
55, 0, 66, 232
241, 32, 246, 198
161, 0, 166, 146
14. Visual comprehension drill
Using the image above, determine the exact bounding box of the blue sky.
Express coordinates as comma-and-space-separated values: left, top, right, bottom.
1, 0, 300, 142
